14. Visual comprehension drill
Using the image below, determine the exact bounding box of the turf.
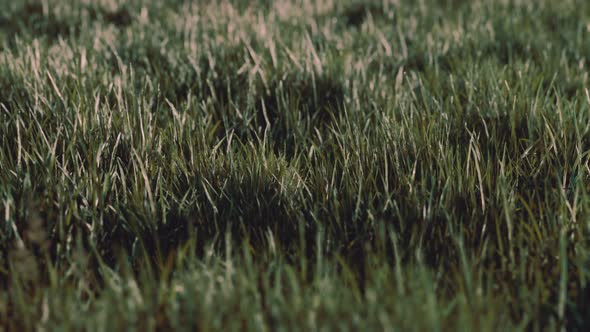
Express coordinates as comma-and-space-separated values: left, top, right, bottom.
1, 0, 590, 330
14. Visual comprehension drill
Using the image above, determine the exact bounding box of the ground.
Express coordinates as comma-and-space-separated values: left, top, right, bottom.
1, 0, 590, 330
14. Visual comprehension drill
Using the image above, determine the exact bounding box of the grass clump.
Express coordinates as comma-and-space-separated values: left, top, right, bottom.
2, 0, 590, 330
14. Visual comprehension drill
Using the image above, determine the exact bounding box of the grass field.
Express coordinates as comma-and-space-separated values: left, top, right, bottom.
1, 0, 590, 330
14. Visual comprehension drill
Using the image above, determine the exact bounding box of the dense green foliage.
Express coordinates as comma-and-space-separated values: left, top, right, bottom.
1, 0, 590, 330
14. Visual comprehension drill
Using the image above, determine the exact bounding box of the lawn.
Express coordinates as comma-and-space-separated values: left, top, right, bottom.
1, 0, 590, 330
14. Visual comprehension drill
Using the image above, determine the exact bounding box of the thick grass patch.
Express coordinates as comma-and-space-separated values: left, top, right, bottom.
2, 0, 590, 330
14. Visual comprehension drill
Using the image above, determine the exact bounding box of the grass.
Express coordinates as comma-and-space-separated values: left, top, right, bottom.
1, 0, 590, 330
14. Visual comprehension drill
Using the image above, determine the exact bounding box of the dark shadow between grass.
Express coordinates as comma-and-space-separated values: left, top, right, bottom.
340, 2, 388, 28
